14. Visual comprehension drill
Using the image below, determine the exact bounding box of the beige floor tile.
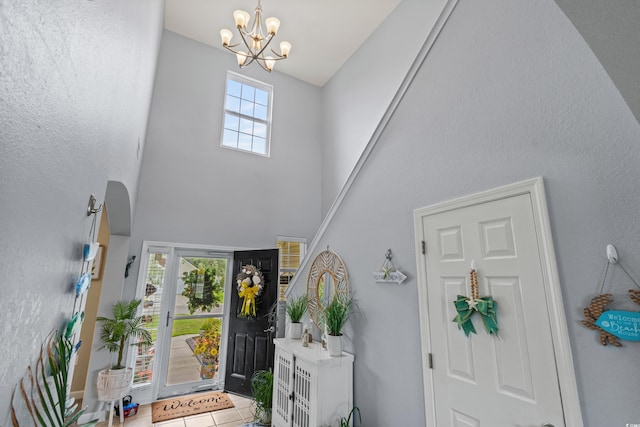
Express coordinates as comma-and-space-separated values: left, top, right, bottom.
121, 414, 153, 427
211, 408, 243, 425
183, 413, 215, 427
154, 419, 186, 427
215, 421, 247, 427
136, 405, 152, 418
226, 394, 253, 410
237, 407, 254, 421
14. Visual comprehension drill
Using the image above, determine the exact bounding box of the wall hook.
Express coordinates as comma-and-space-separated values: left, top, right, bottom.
87, 194, 103, 216
606, 244, 618, 264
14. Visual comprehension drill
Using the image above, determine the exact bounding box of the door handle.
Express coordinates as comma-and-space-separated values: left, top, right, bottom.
166, 311, 174, 327
542, 424, 554, 427
264, 326, 275, 333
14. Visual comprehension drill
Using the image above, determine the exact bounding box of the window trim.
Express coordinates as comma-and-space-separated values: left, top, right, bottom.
220, 71, 274, 157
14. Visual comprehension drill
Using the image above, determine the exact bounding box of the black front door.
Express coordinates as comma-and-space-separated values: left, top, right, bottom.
224, 249, 279, 396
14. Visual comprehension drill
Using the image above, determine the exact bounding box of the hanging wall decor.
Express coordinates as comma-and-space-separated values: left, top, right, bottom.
372, 249, 407, 284
452, 261, 499, 336
581, 244, 640, 346
236, 264, 265, 317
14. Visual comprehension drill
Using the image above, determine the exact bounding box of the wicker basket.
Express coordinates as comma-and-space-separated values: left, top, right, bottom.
97, 368, 133, 402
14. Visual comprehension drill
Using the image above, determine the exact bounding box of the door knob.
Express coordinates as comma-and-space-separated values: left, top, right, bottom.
264, 326, 275, 333
542, 424, 554, 427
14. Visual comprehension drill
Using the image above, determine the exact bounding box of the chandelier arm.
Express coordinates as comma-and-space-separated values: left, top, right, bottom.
255, 59, 272, 72
243, 56, 258, 67
236, 28, 257, 56
223, 42, 242, 52
268, 48, 286, 60
250, 33, 276, 60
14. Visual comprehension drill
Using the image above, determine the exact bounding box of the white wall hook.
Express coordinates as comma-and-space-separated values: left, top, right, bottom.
471, 259, 477, 270
606, 244, 618, 264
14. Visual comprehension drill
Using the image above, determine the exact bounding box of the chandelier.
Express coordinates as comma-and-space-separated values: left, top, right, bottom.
220, 0, 292, 72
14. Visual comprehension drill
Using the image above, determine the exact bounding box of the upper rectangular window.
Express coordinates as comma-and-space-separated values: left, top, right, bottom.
221, 72, 273, 157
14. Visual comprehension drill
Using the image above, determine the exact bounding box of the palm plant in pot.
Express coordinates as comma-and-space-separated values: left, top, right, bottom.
251, 369, 274, 425
323, 297, 352, 357
286, 294, 308, 339
96, 299, 152, 402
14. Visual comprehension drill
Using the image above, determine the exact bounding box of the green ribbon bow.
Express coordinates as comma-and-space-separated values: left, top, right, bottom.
452, 295, 499, 336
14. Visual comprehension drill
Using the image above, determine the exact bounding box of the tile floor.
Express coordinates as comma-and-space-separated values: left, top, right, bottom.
96, 393, 257, 427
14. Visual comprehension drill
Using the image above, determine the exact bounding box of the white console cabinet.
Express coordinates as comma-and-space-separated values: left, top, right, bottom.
272, 338, 354, 427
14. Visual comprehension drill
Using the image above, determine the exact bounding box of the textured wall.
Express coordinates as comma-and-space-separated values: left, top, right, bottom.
125, 31, 323, 292
0, 0, 163, 423
554, 0, 640, 126
291, 0, 640, 425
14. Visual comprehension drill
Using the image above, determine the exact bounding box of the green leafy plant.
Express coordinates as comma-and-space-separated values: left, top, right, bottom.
96, 299, 152, 369
10, 331, 97, 427
251, 369, 274, 424
339, 407, 362, 427
323, 297, 352, 336
286, 294, 308, 323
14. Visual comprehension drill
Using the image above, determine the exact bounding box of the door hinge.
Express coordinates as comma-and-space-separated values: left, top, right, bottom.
422, 240, 426, 254
429, 353, 433, 369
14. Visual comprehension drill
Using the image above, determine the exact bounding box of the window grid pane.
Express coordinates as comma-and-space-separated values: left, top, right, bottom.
222, 73, 272, 156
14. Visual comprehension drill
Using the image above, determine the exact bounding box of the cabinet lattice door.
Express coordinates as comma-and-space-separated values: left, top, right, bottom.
271, 338, 354, 427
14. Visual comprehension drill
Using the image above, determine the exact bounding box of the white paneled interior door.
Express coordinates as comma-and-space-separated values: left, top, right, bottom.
416, 191, 567, 427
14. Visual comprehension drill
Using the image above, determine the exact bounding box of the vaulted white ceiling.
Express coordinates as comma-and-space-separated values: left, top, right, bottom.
164, 0, 640, 125
164, 0, 402, 87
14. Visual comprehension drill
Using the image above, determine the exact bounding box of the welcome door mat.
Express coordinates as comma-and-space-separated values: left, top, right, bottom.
151, 391, 234, 423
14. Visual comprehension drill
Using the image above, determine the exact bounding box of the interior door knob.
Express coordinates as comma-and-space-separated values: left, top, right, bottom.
542, 424, 554, 427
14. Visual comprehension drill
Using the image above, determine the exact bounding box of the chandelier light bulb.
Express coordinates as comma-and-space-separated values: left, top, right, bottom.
220, 29, 233, 46
265, 17, 280, 35
265, 56, 276, 71
233, 10, 251, 28
251, 37, 263, 52
236, 52, 248, 66
279, 41, 291, 57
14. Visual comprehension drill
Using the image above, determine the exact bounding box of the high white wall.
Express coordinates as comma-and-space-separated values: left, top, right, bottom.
126, 31, 323, 290
321, 0, 449, 214
0, 0, 163, 423
292, 0, 640, 425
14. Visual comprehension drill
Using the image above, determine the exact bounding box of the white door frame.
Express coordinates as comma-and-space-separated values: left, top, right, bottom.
131, 240, 250, 404
413, 177, 583, 427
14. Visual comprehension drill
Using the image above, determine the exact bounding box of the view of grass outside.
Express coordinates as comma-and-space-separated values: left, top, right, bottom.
172, 316, 213, 337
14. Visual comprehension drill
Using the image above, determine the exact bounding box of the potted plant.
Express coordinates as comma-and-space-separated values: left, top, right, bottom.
251, 369, 274, 425
339, 407, 362, 427
323, 297, 352, 357
193, 318, 222, 379
286, 294, 308, 339
95, 299, 152, 402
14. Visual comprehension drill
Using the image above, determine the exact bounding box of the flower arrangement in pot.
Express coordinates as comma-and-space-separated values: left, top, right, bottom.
286, 294, 308, 339
96, 299, 152, 401
193, 318, 222, 379
323, 297, 352, 357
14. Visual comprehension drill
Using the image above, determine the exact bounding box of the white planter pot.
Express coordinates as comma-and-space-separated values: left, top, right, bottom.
289, 322, 303, 339
326, 334, 342, 357
96, 368, 133, 402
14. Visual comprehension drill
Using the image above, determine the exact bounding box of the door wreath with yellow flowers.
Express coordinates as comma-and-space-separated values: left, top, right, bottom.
236, 265, 265, 317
